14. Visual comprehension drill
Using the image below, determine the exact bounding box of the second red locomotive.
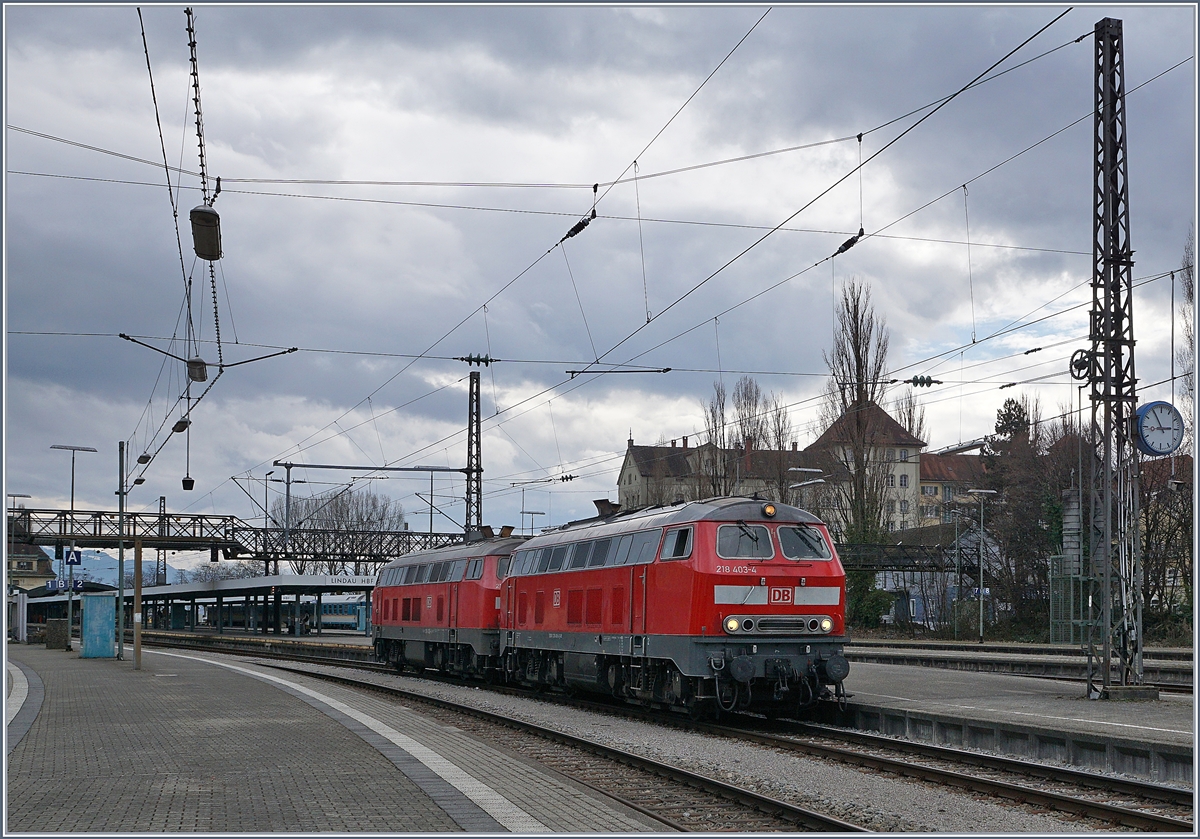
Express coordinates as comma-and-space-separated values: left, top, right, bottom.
373, 496, 850, 717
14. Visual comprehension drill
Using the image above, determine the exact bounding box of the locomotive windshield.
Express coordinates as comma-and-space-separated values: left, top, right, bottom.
716, 523, 774, 558
779, 525, 833, 560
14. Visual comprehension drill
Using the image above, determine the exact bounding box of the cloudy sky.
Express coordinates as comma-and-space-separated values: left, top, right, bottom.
5, 4, 1195, 565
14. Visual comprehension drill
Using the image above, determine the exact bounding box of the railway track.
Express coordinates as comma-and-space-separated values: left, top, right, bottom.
255, 659, 867, 832
144, 634, 1193, 831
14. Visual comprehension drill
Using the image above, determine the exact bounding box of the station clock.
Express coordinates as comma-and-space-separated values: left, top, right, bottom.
1133, 401, 1185, 457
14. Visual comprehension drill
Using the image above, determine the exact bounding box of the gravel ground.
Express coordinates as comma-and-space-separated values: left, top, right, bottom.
309, 663, 1100, 833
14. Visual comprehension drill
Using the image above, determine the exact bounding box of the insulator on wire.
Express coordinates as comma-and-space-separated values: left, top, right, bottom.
560, 208, 597, 244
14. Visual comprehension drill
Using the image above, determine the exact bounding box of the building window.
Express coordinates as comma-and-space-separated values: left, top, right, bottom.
17, 561, 32, 570
909, 598, 917, 617
886, 474, 896, 488
887, 500, 896, 514
886, 448, 895, 461
899, 519, 908, 530
887, 521, 896, 532
900, 449, 909, 462
899, 474, 909, 488
922, 485, 937, 496
943, 485, 952, 500
899, 500, 909, 513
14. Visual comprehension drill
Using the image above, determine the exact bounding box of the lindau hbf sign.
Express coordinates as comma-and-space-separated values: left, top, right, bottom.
325, 576, 375, 587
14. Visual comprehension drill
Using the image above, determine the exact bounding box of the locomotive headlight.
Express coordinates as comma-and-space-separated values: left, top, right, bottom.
762, 503, 777, 518
725, 617, 740, 632
820, 617, 833, 633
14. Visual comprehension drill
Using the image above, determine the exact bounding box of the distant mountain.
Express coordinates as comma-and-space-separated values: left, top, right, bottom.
41, 547, 186, 587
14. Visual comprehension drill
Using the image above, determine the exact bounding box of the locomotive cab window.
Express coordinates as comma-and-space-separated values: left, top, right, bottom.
661, 527, 693, 560
716, 523, 774, 559
496, 556, 511, 579
778, 525, 833, 560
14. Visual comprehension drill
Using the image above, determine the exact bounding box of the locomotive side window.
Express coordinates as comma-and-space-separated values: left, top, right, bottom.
717, 524, 774, 558
508, 550, 528, 576
778, 525, 833, 559
403, 565, 419, 584
536, 549, 554, 573
568, 541, 593, 569
588, 538, 612, 567
449, 559, 467, 581
661, 527, 693, 560
521, 549, 541, 575
465, 559, 483, 580
547, 545, 569, 572
611, 534, 634, 565
627, 530, 661, 564
415, 564, 431, 583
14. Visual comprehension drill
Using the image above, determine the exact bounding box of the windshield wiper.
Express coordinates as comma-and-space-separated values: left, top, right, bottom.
735, 520, 759, 543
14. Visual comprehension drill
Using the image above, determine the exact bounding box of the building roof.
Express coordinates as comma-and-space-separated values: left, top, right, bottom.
807, 401, 926, 451
920, 452, 985, 484
625, 444, 694, 479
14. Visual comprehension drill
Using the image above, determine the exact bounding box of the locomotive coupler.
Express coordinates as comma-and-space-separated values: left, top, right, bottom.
766, 658, 793, 700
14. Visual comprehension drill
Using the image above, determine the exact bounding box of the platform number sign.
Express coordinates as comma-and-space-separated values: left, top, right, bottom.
65, 550, 82, 566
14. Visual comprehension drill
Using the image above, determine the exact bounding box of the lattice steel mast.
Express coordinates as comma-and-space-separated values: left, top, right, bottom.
1085, 17, 1143, 694
465, 371, 483, 534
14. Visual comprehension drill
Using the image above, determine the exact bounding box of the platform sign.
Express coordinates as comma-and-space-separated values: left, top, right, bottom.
971, 587, 991, 597
65, 550, 82, 566
45, 579, 84, 592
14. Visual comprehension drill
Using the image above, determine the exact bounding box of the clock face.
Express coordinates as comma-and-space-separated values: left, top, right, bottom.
1136, 402, 1185, 456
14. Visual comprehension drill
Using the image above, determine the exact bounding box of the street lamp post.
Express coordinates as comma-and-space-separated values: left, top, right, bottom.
967, 489, 997, 644
51, 444, 98, 651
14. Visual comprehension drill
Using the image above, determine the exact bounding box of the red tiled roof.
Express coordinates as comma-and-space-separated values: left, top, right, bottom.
808, 401, 926, 450
920, 452, 985, 483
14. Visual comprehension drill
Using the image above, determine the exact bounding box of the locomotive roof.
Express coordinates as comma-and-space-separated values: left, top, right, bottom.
523, 496, 824, 548
378, 535, 528, 572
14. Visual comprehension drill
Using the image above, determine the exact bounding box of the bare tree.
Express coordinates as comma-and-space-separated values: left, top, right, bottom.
732, 375, 768, 453
701, 381, 735, 496
892, 387, 929, 445
819, 279, 892, 545
1176, 226, 1194, 448
272, 488, 406, 574
819, 279, 894, 626
766, 391, 795, 504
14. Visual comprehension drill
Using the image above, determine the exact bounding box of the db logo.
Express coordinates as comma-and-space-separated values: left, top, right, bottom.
769, 587, 792, 604
553, 589, 562, 608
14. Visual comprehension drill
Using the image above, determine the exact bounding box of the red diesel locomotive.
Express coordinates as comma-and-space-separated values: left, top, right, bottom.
373, 497, 850, 717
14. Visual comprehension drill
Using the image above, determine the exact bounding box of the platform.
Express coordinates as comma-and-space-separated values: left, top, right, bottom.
5, 644, 662, 833
835, 661, 1194, 784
